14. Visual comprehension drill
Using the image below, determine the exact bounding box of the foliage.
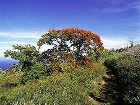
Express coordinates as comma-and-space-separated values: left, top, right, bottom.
21, 64, 46, 84
37, 28, 103, 69
0, 71, 22, 89
4, 44, 40, 70
0, 66, 102, 105
0, 45, 120, 105
104, 44, 140, 104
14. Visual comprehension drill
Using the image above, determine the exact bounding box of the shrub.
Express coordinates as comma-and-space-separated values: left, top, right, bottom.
0, 66, 99, 105
104, 45, 140, 104
0, 71, 22, 88
21, 64, 46, 84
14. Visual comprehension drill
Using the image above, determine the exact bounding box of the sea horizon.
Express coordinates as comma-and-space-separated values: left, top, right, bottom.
0, 57, 19, 70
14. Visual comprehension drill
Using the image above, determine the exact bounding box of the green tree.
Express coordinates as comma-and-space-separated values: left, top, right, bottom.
4, 44, 40, 71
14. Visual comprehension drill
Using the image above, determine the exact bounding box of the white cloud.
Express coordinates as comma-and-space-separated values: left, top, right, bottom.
0, 42, 38, 56
101, 36, 130, 49
0, 41, 54, 57
0, 53, 4, 58
0, 31, 41, 39
0, 30, 140, 57
0, 41, 35, 45
0, 30, 47, 57
39, 45, 54, 53
101, 34, 140, 49
0, 30, 56, 56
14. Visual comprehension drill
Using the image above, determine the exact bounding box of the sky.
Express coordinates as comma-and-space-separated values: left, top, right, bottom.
0, 0, 140, 57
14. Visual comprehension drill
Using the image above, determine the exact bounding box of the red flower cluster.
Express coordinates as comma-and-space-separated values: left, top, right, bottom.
37, 28, 103, 69
38, 28, 103, 47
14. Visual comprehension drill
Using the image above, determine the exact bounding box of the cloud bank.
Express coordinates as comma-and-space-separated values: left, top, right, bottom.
0, 31, 140, 57
101, 37, 130, 49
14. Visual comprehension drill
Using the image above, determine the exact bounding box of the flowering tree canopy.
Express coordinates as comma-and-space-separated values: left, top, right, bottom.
37, 28, 103, 68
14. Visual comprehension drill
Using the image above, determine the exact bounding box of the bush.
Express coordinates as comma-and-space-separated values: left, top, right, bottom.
21, 64, 46, 84
0, 66, 100, 105
104, 45, 140, 104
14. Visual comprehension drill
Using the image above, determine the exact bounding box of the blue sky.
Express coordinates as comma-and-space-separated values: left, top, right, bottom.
0, 0, 140, 57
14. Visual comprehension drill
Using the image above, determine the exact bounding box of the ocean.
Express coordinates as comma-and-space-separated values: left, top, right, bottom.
0, 58, 19, 70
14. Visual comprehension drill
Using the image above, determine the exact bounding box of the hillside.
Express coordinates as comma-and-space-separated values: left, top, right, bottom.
0, 27, 139, 105
0, 49, 120, 105
0, 45, 140, 104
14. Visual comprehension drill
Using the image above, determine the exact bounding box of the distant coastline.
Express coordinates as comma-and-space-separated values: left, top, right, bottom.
0, 57, 19, 70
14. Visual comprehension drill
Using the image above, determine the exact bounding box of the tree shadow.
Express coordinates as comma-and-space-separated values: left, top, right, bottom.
102, 59, 126, 104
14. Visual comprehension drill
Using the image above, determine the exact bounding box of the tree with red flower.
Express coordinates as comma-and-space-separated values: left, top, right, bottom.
37, 28, 103, 69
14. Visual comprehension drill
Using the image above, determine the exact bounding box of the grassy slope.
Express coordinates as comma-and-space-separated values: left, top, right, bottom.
0, 51, 120, 105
